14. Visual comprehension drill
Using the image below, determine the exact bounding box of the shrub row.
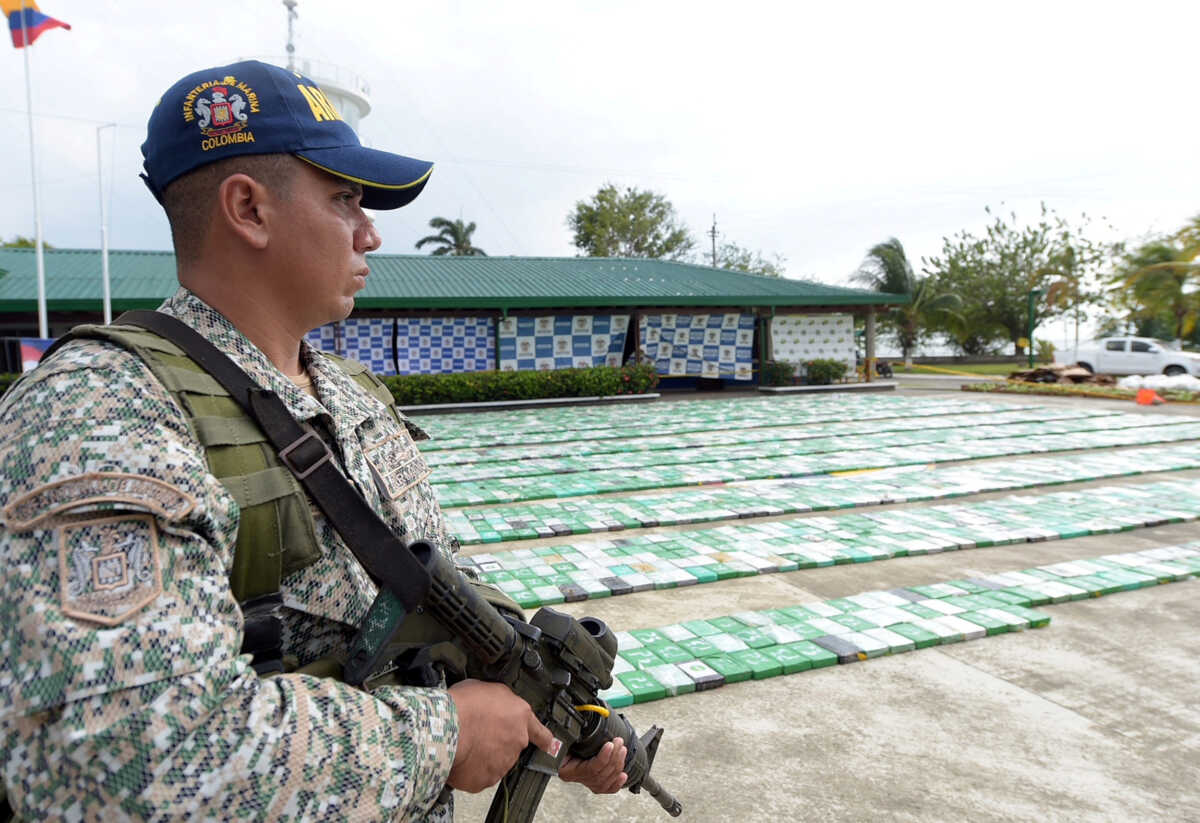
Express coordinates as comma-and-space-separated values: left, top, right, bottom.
760, 358, 850, 387
0, 363, 663, 406
804, 358, 849, 385
760, 360, 795, 387
382, 361, 661, 406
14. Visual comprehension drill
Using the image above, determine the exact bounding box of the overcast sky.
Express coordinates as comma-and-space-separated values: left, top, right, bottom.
2, 1, 1196, 346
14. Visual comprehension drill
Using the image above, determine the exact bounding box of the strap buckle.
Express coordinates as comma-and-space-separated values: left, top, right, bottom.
279, 429, 333, 480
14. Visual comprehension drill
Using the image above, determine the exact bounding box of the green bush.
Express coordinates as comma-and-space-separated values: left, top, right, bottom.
1035, 338, 1056, 364
0, 362, 664, 406
382, 361, 660, 406
803, 358, 848, 385
761, 360, 796, 386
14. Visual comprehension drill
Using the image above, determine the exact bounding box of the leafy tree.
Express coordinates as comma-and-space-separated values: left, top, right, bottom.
851, 237, 961, 366
923, 205, 1114, 356
715, 241, 786, 278
2, 236, 53, 249
415, 217, 486, 256
1041, 218, 1117, 352
567, 184, 695, 260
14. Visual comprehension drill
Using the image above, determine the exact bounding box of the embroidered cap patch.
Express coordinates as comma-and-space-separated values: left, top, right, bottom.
59, 514, 163, 626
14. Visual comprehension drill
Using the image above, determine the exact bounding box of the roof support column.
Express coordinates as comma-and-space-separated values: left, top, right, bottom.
756, 313, 766, 386
630, 310, 641, 364
865, 306, 876, 383
494, 308, 506, 371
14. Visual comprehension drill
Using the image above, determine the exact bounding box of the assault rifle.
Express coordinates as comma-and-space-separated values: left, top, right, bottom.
345, 541, 682, 822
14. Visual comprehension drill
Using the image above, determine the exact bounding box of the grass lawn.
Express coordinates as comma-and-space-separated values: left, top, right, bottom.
897, 362, 1050, 377
962, 381, 1200, 403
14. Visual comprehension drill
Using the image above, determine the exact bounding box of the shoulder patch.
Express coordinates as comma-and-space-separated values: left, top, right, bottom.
59, 513, 163, 626
4, 472, 197, 530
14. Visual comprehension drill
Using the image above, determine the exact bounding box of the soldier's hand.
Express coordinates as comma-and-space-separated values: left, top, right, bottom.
558, 737, 628, 794
447, 679, 555, 793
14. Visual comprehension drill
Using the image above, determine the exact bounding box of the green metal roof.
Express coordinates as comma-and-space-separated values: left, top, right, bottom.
0, 248, 906, 312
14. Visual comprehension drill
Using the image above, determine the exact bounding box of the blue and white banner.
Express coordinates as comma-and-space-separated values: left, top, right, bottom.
305, 318, 393, 374
639, 312, 756, 380
394, 317, 494, 374
306, 316, 495, 375
498, 315, 629, 372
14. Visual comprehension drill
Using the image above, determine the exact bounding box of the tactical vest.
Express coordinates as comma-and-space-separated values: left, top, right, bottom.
53, 322, 438, 675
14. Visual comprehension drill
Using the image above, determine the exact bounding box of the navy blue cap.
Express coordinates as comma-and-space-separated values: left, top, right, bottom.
140, 60, 432, 210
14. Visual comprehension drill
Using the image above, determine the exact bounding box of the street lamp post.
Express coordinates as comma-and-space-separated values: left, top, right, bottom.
1027, 287, 1045, 369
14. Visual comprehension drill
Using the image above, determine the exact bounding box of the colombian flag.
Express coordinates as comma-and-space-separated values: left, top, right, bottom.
2, 1, 70, 48
20, 338, 52, 372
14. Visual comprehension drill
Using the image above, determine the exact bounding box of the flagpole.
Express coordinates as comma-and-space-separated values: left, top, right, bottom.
97, 123, 115, 324
19, 1, 49, 338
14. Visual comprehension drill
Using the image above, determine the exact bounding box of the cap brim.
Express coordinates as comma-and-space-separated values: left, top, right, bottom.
295, 146, 433, 210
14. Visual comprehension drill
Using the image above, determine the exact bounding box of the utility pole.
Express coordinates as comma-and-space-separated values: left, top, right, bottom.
708, 214, 718, 267
283, 0, 298, 72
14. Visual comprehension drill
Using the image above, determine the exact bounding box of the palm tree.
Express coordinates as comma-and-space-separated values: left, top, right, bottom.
415, 217, 486, 256
1116, 241, 1200, 340
851, 238, 961, 367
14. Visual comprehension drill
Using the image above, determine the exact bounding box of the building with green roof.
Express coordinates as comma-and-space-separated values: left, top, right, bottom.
0, 248, 905, 381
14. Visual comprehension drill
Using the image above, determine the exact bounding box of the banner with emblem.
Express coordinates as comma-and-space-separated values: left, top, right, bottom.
305, 318, 395, 375
498, 315, 629, 372
770, 314, 856, 375
639, 312, 756, 380
393, 317, 493, 375
306, 317, 495, 375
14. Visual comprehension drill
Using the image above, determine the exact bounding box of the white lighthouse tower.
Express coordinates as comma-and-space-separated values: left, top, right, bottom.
253, 1, 372, 132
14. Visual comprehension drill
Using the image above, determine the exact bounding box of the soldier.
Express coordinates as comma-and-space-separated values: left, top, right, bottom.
0, 60, 625, 821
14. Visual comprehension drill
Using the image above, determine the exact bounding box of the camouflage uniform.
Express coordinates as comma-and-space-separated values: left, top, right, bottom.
0, 288, 460, 821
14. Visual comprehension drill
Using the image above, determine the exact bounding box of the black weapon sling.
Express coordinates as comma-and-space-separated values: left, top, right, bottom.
114, 310, 431, 679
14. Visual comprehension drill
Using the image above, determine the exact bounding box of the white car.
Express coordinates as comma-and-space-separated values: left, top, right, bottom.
1056, 336, 1200, 377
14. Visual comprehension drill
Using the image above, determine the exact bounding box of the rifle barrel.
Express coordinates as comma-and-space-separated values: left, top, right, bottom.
640, 775, 683, 817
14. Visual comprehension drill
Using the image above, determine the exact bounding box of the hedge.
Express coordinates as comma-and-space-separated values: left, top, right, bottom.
760, 358, 849, 387
803, 358, 849, 385
760, 361, 795, 387
383, 361, 660, 406
0, 363, 662, 406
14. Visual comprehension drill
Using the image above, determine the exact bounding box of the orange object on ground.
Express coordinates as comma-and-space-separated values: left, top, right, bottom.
1135, 388, 1165, 405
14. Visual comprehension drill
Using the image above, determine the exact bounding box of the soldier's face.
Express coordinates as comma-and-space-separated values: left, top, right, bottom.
271, 161, 381, 330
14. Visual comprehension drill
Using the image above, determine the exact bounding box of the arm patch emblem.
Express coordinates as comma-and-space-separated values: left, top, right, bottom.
59, 514, 164, 626
4, 472, 197, 530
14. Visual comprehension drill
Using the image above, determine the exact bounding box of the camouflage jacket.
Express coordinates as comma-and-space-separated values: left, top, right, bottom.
0, 288, 459, 821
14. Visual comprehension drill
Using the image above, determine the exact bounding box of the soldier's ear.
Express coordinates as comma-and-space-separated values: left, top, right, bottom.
216, 173, 270, 251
